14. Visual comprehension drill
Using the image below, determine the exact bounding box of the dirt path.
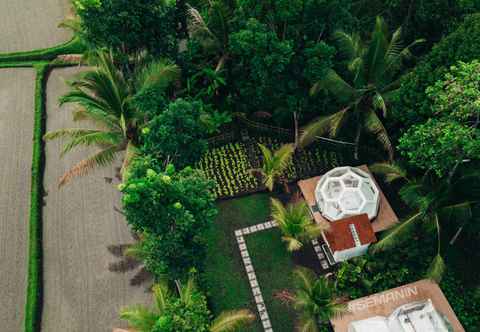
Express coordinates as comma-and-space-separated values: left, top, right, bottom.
0, 68, 35, 332
0, 0, 72, 53
41, 67, 151, 332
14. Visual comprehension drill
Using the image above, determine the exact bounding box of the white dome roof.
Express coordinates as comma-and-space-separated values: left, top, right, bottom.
315, 166, 380, 221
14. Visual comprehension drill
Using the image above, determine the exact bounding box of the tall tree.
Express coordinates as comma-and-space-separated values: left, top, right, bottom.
120, 276, 255, 332
270, 198, 328, 251
301, 17, 424, 160
370, 163, 480, 281
44, 51, 180, 186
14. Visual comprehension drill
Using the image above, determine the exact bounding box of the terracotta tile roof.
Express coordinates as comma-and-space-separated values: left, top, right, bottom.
324, 214, 376, 252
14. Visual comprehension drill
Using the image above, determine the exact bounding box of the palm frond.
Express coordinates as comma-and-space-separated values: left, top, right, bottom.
178, 276, 197, 306
119, 305, 158, 332
61, 131, 122, 156
364, 16, 389, 84
296, 315, 318, 332
58, 146, 120, 186
371, 211, 423, 253
209, 309, 255, 332
369, 162, 408, 183
283, 236, 304, 251
72, 106, 122, 131
310, 69, 357, 104
274, 143, 295, 171
299, 110, 349, 148
364, 110, 394, 161
121, 141, 140, 181
43, 128, 100, 141
136, 59, 180, 91
332, 31, 359, 60
372, 92, 387, 117
440, 202, 472, 224
293, 267, 316, 293
426, 254, 446, 283
152, 281, 171, 314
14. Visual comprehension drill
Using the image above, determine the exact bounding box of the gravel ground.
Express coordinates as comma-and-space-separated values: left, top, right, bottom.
0, 0, 71, 53
0, 68, 35, 332
41, 67, 151, 332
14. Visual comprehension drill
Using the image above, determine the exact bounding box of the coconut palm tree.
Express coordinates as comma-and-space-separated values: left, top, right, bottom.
187, 0, 235, 72
300, 17, 424, 160
270, 198, 328, 251
257, 143, 295, 191
278, 267, 346, 331
370, 163, 479, 281
44, 51, 180, 186
120, 276, 255, 332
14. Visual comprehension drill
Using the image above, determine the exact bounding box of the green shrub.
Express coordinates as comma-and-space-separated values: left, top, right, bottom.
142, 99, 209, 169
0, 37, 84, 63
392, 13, 480, 127
121, 160, 217, 279
24, 63, 49, 332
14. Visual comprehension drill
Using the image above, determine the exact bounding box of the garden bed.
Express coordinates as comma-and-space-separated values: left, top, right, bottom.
198, 136, 350, 199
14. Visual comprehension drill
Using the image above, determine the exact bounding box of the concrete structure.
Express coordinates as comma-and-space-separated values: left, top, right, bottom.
331, 280, 465, 332
322, 214, 376, 262
315, 166, 380, 221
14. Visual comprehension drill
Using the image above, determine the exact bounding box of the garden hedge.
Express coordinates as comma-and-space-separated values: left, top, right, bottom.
24, 63, 49, 332
0, 37, 84, 63
392, 13, 480, 128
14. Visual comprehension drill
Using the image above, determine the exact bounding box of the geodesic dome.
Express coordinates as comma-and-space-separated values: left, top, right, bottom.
315, 166, 380, 221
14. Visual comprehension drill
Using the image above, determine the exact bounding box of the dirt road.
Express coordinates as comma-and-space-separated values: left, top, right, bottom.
0, 68, 35, 332
0, 0, 71, 53
41, 67, 151, 332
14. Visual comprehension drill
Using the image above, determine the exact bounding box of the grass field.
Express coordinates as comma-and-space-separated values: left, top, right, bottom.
203, 193, 323, 331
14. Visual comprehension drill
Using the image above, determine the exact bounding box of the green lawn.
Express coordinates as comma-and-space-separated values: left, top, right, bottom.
246, 228, 298, 332
203, 193, 322, 331
203, 193, 271, 332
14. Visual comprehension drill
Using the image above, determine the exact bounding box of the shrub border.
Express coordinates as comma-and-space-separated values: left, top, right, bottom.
0, 37, 84, 63
24, 63, 49, 332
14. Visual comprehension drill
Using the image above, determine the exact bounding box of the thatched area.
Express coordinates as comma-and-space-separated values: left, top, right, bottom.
41, 68, 151, 332
0, 0, 71, 52
0, 68, 35, 332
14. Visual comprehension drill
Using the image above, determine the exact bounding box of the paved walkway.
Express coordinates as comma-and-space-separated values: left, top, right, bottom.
0, 68, 35, 332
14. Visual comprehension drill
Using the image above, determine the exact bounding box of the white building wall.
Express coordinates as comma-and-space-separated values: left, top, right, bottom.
333, 244, 370, 262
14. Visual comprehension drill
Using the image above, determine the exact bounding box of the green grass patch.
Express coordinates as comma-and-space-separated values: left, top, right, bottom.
24, 63, 49, 332
0, 37, 84, 63
202, 193, 271, 332
246, 228, 298, 332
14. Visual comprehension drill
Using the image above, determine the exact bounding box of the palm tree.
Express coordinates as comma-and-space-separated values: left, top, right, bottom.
120, 276, 255, 332
278, 267, 346, 331
44, 51, 180, 186
257, 143, 295, 191
187, 0, 235, 72
270, 198, 329, 251
300, 17, 424, 160
370, 163, 479, 281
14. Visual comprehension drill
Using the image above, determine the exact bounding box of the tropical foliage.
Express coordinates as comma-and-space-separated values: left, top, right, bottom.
370, 163, 480, 281
270, 198, 327, 251
44, 51, 179, 185
257, 143, 295, 191
120, 276, 255, 332
120, 158, 217, 279
301, 16, 424, 160
286, 267, 346, 331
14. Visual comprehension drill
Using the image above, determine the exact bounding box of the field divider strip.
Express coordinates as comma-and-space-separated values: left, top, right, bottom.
24, 63, 49, 332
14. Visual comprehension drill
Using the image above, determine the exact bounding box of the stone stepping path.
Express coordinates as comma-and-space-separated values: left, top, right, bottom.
235, 220, 335, 332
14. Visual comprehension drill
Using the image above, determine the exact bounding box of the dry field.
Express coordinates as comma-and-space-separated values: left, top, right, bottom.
0, 0, 71, 53
41, 67, 151, 332
0, 68, 35, 332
